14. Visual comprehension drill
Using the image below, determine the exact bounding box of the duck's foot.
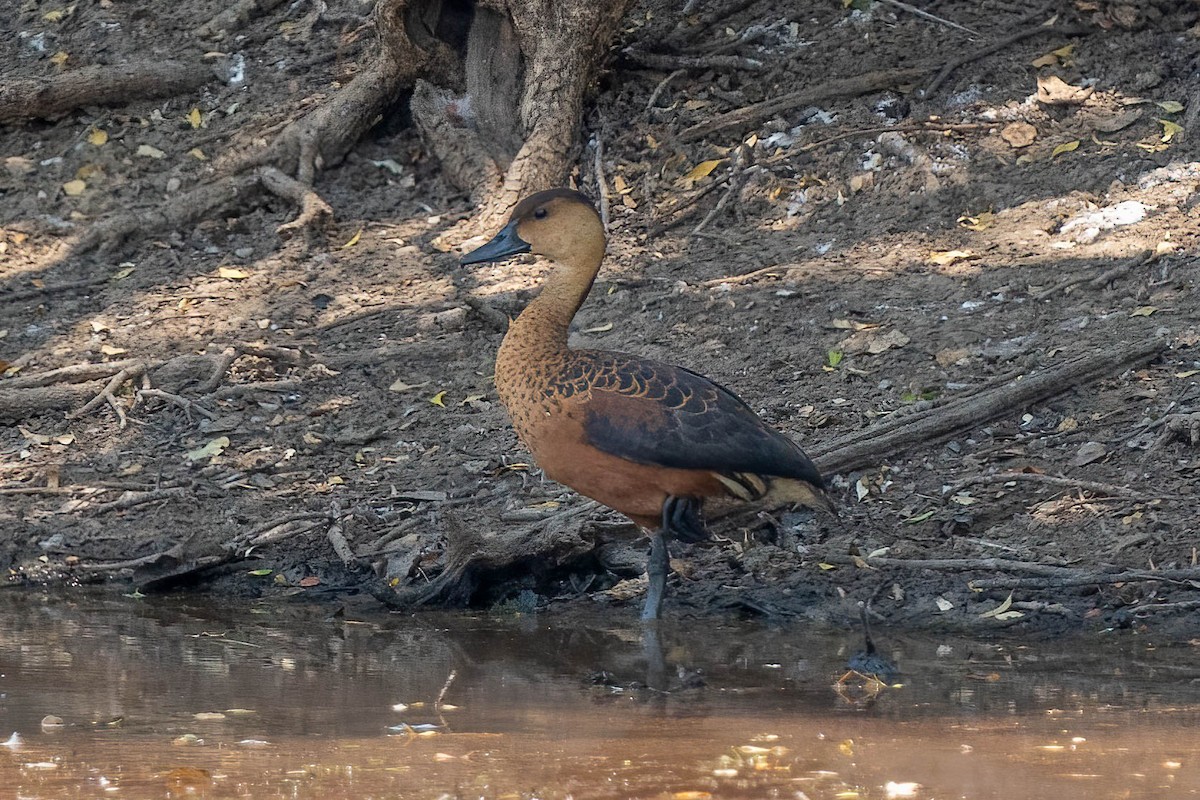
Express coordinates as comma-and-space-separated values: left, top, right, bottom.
663, 495, 706, 543
641, 531, 669, 622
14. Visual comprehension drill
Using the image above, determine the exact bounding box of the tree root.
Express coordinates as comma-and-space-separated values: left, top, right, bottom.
0, 60, 218, 124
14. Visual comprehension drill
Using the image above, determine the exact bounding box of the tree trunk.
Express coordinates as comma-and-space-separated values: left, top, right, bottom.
409, 0, 635, 240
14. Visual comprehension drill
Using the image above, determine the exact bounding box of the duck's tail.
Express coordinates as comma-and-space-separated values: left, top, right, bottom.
713, 471, 836, 515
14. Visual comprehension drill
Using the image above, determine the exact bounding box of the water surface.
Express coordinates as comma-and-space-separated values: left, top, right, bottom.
0, 593, 1196, 798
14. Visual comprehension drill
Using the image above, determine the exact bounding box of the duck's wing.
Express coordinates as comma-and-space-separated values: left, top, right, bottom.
574, 353, 825, 494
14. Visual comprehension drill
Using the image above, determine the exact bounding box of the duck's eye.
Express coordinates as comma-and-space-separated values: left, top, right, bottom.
533, 207, 548, 220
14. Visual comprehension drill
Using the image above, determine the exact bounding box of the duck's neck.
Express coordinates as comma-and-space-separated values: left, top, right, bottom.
509, 251, 602, 353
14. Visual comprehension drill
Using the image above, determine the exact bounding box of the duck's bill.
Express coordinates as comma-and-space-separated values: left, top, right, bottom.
460, 220, 531, 265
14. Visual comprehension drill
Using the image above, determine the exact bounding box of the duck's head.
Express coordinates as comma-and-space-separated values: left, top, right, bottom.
460, 189, 605, 268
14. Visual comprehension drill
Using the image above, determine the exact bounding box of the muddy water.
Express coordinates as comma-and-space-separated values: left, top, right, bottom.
0, 594, 1197, 799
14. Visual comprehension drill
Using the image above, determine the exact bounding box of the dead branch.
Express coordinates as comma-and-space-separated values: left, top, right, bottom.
1033, 250, 1155, 301
67, 364, 148, 423
196, 346, 240, 394
136, 388, 218, 421
326, 501, 357, 565
92, 486, 192, 514
876, 0, 979, 36
970, 567, 1200, 590
922, 24, 1085, 97
946, 470, 1150, 500
812, 337, 1167, 475
0, 60, 217, 123
591, 134, 611, 230
211, 379, 301, 399
71, 173, 259, 257
645, 69, 685, 112
460, 295, 510, 332
2, 359, 148, 390
843, 554, 1077, 576
692, 147, 755, 236
678, 68, 929, 142
0, 383, 103, 421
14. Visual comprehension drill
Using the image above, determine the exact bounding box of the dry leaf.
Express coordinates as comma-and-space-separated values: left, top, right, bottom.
136, 144, 165, 159
935, 597, 955, 612
1130, 306, 1157, 317
838, 327, 909, 355
957, 211, 993, 231
1157, 100, 1184, 114
1175, 369, 1200, 378
429, 390, 446, 407
100, 344, 127, 355
1000, 121, 1037, 148
388, 379, 429, 392
1031, 43, 1074, 67
613, 174, 630, 194
979, 592, 1013, 618
928, 249, 975, 266
62, 179, 87, 196
341, 228, 363, 248
87, 128, 108, 146
581, 322, 613, 333
43, 9, 65, 21
185, 436, 230, 461
111, 265, 135, 280
188, 147, 207, 160
1036, 75, 1094, 105
218, 266, 249, 279
682, 159, 721, 183
829, 319, 878, 331
187, 107, 203, 129
1051, 139, 1081, 157
49, 51, 69, 66
298, 576, 320, 587
1158, 119, 1183, 142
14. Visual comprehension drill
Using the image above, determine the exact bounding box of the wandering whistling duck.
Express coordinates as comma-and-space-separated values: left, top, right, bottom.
461, 188, 833, 619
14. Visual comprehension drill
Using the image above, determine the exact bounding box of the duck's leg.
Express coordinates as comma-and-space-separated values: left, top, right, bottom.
641, 530, 669, 622
642, 496, 705, 621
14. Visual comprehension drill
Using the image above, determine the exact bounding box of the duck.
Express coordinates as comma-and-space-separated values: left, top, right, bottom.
461, 188, 833, 620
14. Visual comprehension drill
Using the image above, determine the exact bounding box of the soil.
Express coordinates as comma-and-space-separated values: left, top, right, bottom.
3, 0, 1200, 636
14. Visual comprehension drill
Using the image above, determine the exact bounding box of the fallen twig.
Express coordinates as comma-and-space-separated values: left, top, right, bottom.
136, 388, 218, 421
645, 69, 685, 112
692, 147, 755, 236
1, 358, 150, 390
623, 47, 764, 72
679, 67, 929, 142
92, 486, 192, 514
970, 567, 1200, 590
813, 337, 1167, 475
945, 471, 1147, 500
67, 364, 148, 424
326, 501, 356, 566
1033, 250, 1155, 301
922, 24, 1085, 98
591, 133, 611, 230
460, 295, 510, 332
876, 0, 979, 36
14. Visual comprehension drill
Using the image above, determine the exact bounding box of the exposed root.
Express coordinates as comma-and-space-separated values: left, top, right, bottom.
258, 166, 334, 235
